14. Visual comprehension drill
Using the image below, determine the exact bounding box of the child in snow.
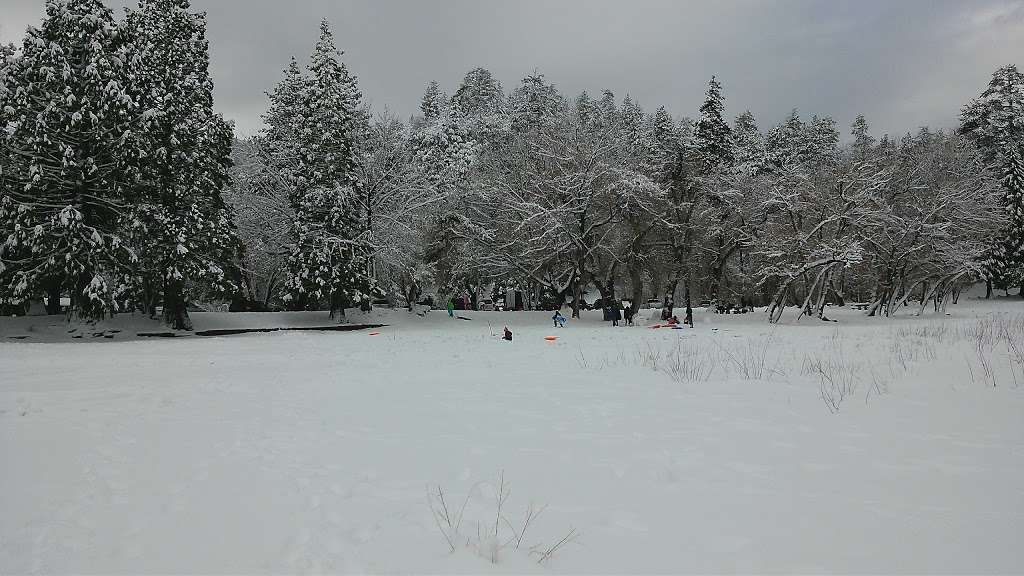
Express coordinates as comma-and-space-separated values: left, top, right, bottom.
624, 306, 635, 326
503, 326, 513, 341
611, 305, 622, 327
552, 311, 566, 327
684, 307, 693, 328
447, 298, 454, 318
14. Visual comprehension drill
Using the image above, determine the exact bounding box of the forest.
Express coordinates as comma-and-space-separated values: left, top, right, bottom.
2, 0, 1023, 329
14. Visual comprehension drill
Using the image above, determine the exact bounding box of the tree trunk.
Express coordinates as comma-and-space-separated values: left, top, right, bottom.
71, 271, 103, 321
162, 279, 193, 331
662, 273, 679, 319
684, 280, 693, 327
465, 282, 479, 311
44, 281, 61, 315
629, 260, 643, 317
602, 270, 616, 303
571, 272, 582, 319
827, 276, 845, 307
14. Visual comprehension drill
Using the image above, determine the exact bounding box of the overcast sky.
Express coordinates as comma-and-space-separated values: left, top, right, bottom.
2, 0, 1022, 138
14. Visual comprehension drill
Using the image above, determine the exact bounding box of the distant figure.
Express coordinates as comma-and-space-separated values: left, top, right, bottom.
503, 326, 513, 341
624, 306, 635, 326
447, 298, 454, 318
611, 305, 622, 327
552, 311, 566, 327
666, 315, 680, 325
684, 307, 693, 328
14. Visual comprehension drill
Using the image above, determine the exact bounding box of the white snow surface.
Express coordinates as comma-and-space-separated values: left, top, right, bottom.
2, 298, 1024, 573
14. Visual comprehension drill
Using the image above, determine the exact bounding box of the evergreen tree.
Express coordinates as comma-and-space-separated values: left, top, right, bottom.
574, 91, 598, 127
261, 59, 305, 183
808, 114, 839, 165
990, 146, 1024, 294
960, 64, 1024, 164
597, 89, 618, 127
510, 72, 564, 132
454, 67, 503, 118
732, 110, 766, 174
851, 114, 875, 161
415, 94, 476, 300
961, 64, 1024, 295
620, 95, 648, 159
767, 109, 808, 168
0, 0, 143, 319
285, 20, 375, 318
254, 59, 304, 221
123, 0, 238, 329
420, 80, 445, 122
651, 106, 682, 178
413, 99, 476, 191
693, 76, 734, 170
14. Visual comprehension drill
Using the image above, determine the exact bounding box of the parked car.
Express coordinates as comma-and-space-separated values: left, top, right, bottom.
479, 299, 495, 311
646, 298, 662, 309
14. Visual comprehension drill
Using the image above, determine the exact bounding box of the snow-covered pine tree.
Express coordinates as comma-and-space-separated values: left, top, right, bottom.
510, 72, 564, 133
413, 98, 476, 191
261, 59, 305, 193
414, 90, 476, 304
960, 64, 1024, 296
692, 76, 734, 170
616, 96, 664, 316
597, 89, 618, 128
991, 146, 1024, 294
851, 114, 875, 161
454, 67, 503, 119
732, 110, 766, 175
808, 115, 840, 165
285, 20, 375, 319
0, 0, 143, 320
693, 77, 738, 302
123, 0, 238, 330
420, 80, 446, 122
650, 106, 683, 183
766, 109, 809, 169
960, 64, 1024, 165
222, 59, 307, 311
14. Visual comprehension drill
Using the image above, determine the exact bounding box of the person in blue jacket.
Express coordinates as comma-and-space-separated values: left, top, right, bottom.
552, 310, 566, 327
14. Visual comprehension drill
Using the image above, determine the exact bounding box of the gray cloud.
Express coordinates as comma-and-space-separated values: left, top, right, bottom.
2, 0, 1022, 138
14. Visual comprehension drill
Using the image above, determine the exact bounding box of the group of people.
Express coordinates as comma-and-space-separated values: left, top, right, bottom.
604, 305, 642, 326
476, 301, 696, 343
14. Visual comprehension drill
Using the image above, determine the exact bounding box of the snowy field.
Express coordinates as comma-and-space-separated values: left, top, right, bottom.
2, 298, 1024, 573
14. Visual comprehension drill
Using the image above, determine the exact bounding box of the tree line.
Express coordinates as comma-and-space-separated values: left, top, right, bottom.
3, 1, 1022, 327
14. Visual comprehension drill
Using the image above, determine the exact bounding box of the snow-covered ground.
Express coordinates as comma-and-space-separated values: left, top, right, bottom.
2, 298, 1024, 573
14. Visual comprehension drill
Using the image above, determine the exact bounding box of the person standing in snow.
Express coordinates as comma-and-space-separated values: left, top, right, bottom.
552, 310, 566, 327
611, 303, 622, 327
624, 306, 635, 326
447, 298, 454, 318
684, 306, 693, 328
